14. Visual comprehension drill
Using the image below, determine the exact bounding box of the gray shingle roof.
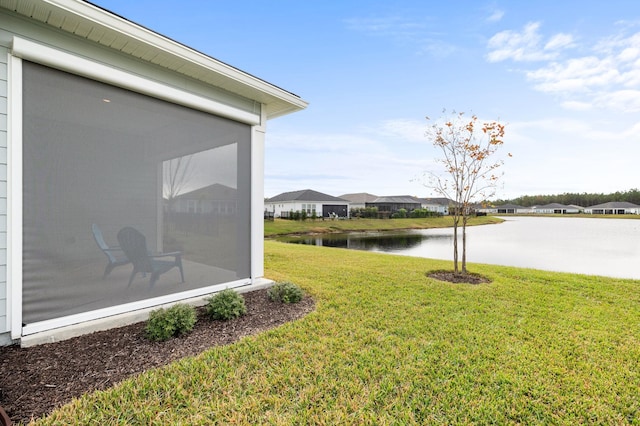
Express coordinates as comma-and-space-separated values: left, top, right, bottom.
339, 193, 378, 203
419, 197, 454, 206
175, 183, 236, 200
495, 203, 526, 209
371, 195, 422, 204
535, 203, 574, 209
266, 189, 348, 203
587, 201, 640, 209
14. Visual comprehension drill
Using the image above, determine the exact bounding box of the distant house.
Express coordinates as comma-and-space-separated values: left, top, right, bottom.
584, 202, 640, 215
418, 197, 452, 215
532, 203, 581, 214
266, 189, 350, 218
339, 193, 378, 210
477, 203, 527, 214
366, 196, 422, 214
170, 184, 238, 216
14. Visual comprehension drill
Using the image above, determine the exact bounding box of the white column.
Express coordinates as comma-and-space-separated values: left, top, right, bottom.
250, 107, 267, 281
7, 54, 23, 339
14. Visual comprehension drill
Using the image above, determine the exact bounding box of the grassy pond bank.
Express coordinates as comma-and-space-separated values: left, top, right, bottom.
35, 216, 640, 424
264, 216, 503, 237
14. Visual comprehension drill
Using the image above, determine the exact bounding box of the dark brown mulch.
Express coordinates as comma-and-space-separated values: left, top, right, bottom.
0, 289, 315, 425
427, 270, 492, 284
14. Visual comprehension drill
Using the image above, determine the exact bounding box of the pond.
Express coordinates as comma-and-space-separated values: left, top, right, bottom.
277, 216, 640, 279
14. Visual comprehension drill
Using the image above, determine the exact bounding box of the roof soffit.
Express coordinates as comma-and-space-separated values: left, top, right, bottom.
1, 0, 308, 119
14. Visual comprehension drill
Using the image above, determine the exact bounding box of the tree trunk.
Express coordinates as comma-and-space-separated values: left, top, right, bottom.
461, 214, 468, 274
452, 214, 459, 273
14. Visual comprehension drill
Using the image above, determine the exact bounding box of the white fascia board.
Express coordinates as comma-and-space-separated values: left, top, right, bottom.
40, 0, 308, 114
11, 37, 261, 125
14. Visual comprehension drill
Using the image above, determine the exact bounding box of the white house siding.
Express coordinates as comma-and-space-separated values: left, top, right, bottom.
0, 45, 7, 337
422, 204, 448, 215
265, 202, 318, 218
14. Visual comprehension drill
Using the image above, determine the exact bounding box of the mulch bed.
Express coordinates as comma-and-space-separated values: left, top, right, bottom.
0, 288, 315, 425
427, 270, 492, 284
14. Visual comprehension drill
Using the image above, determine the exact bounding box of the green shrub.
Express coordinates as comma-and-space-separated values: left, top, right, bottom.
268, 282, 304, 304
206, 289, 247, 320
145, 303, 197, 342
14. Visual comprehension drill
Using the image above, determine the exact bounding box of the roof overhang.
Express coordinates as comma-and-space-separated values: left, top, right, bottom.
1, 0, 308, 120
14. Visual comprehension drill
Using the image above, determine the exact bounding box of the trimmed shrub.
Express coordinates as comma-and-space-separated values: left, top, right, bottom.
206, 289, 247, 320
145, 303, 197, 342
268, 282, 304, 304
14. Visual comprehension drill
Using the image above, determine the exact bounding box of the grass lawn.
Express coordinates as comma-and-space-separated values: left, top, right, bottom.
264, 216, 503, 237
36, 241, 639, 425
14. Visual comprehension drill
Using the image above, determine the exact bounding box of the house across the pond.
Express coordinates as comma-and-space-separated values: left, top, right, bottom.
339, 193, 378, 210
532, 204, 582, 214
584, 201, 640, 215
366, 196, 423, 215
0, 0, 307, 346
477, 203, 528, 214
418, 197, 452, 215
265, 189, 350, 218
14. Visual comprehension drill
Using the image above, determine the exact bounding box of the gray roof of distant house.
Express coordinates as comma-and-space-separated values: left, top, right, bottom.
534, 203, 574, 209
496, 203, 526, 209
419, 197, 454, 206
587, 201, 640, 209
175, 183, 236, 200
339, 193, 378, 203
370, 195, 422, 204
266, 189, 348, 203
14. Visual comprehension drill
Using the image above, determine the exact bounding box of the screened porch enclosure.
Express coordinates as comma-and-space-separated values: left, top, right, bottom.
22, 62, 252, 324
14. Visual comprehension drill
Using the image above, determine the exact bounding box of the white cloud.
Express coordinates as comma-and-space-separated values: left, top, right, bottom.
264, 122, 439, 197
561, 100, 593, 111
595, 89, 640, 112
418, 39, 458, 58
487, 9, 505, 23
489, 21, 640, 113
544, 33, 575, 50
486, 22, 574, 62
344, 14, 460, 58
343, 16, 425, 40
368, 118, 426, 143
526, 56, 620, 93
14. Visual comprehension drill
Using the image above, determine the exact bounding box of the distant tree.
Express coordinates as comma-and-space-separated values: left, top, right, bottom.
499, 188, 640, 208
423, 110, 508, 275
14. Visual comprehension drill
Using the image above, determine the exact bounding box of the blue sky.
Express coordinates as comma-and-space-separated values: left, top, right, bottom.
95, 1, 640, 200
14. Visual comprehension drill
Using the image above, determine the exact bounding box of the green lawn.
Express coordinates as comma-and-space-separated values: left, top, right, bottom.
36, 241, 639, 425
264, 216, 503, 237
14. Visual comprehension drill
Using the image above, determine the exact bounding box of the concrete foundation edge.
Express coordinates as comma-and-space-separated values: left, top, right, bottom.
19, 278, 275, 348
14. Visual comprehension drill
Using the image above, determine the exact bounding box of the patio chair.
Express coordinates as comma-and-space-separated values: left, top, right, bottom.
116, 226, 184, 287
91, 223, 131, 277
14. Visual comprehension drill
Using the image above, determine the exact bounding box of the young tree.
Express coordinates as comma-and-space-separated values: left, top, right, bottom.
424, 110, 508, 275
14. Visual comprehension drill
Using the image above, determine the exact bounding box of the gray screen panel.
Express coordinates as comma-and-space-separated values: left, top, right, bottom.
22, 61, 251, 323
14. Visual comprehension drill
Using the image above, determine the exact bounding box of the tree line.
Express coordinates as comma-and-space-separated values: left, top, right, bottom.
494, 188, 640, 207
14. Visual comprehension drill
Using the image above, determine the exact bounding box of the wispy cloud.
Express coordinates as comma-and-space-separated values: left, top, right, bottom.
486, 22, 575, 62
264, 126, 433, 197
487, 22, 640, 112
344, 15, 459, 58
343, 16, 426, 40
367, 118, 426, 143
486, 9, 505, 23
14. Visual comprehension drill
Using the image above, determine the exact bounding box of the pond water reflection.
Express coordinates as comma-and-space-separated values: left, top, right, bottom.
278, 217, 640, 279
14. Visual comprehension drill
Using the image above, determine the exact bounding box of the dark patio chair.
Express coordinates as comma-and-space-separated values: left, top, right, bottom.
117, 226, 184, 287
92, 223, 131, 277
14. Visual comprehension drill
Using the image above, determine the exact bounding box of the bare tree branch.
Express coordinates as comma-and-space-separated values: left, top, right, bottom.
423, 110, 508, 274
